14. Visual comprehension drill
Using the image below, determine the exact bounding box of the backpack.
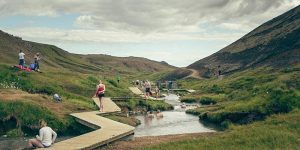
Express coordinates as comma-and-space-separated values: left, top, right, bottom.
29, 63, 36, 70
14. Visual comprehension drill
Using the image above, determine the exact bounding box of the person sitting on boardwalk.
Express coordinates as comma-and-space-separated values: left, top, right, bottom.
18, 50, 25, 68
94, 80, 106, 112
27, 120, 57, 148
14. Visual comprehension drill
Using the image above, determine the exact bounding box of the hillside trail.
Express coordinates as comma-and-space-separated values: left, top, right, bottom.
183, 69, 203, 79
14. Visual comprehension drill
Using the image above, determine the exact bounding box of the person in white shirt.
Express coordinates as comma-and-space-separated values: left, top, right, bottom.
27, 120, 57, 148
18, 50, 25, 68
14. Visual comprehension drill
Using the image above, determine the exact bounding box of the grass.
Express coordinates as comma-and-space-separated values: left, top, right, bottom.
141, 109, 300, 150
0, 63, 174, 137
0, 100, 93, 137
179, 67, 300, 126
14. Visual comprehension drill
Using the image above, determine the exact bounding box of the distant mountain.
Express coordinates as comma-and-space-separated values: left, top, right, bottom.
187, 5, 300, 77
0, 30, 175, 74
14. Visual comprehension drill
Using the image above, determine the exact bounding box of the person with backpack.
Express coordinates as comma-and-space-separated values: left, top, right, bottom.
94, 80, 106, 112
18, 50, 25, 68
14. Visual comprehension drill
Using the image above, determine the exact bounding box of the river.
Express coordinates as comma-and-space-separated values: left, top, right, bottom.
134, 111, 215, 137
134, 94, 215, 137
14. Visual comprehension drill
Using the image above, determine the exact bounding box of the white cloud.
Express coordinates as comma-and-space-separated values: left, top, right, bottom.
3, 27, 243, 44
0, 0, 299, 66
1, 0, 299, 34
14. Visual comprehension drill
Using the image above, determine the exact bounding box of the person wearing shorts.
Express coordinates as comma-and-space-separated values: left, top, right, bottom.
94, 80, 106, 112
27, 120, 57, 148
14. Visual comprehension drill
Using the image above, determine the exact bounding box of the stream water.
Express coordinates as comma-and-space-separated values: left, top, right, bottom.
134, 94, 215, 137
0, 94, 214, 149
134, 111, 215, 137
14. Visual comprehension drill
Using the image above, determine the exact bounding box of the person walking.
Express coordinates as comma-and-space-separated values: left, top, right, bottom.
27, 120, 57, 148
94, 80, 106, 112
18, 50, 25, 68
34, 53, 41, 72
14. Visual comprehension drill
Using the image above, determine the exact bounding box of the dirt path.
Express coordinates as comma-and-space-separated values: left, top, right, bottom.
101, 132, 217, 150
183, 69, 203, 79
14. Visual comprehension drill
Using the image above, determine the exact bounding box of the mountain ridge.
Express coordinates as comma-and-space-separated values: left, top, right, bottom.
187, 5, 300, 77
0, 30, 176, 74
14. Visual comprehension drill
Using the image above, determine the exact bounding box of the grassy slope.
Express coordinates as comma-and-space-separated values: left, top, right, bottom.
182, 66, 300, 125
143, 66, 300, 149
142, 109, 300, 150
0, 29, 176, 137
0, 59, 172, 136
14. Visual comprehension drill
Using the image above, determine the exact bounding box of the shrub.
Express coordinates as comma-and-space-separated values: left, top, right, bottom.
200, 97, 216, 105
207, 84, 224, 94
6, 128, 23, 137
228, 77, 256, 90
181, 98, 198, 103
266, 89, 300, 114
107, 79, 118, 87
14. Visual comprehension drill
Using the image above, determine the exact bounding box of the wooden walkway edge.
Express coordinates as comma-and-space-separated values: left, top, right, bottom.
46, 97, 135, 150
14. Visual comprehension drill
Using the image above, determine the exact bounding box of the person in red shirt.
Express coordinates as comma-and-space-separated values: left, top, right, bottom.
94, 80, 106, 112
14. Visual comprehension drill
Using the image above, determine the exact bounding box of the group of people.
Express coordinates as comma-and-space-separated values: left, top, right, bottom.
18, 50, 41, 72
147, 110, 163, 118
134, 80, 160, 99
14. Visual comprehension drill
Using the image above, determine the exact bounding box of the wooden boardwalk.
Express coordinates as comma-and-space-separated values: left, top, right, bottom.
46, 97, 134, 150
128, 87, 163, 100
129, 87, 144, 95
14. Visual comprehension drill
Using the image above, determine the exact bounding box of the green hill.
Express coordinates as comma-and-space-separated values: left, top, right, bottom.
0, 30, 175, 74
188, 5, 300, 77
142, 5, 300, 150
0, 30, 175, 137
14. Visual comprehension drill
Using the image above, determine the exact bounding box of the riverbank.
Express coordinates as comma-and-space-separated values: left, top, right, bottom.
100, 132, 217, 150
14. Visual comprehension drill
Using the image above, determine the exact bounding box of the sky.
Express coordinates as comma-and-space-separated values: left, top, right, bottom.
0, 0, 299, 67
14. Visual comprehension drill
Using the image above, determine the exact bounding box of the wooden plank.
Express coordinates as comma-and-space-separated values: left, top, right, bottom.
129, 87, 144, 95
129, 87, 164, 101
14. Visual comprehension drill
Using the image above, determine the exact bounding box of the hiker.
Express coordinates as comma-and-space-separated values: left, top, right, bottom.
94, 80, 106, 112
18, 50, 25, 68
144, 80, 151, 99
34, 53, 41, 72
27, 120, 57, 148
218, 65, 221, 76
53, 93, 62, 102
